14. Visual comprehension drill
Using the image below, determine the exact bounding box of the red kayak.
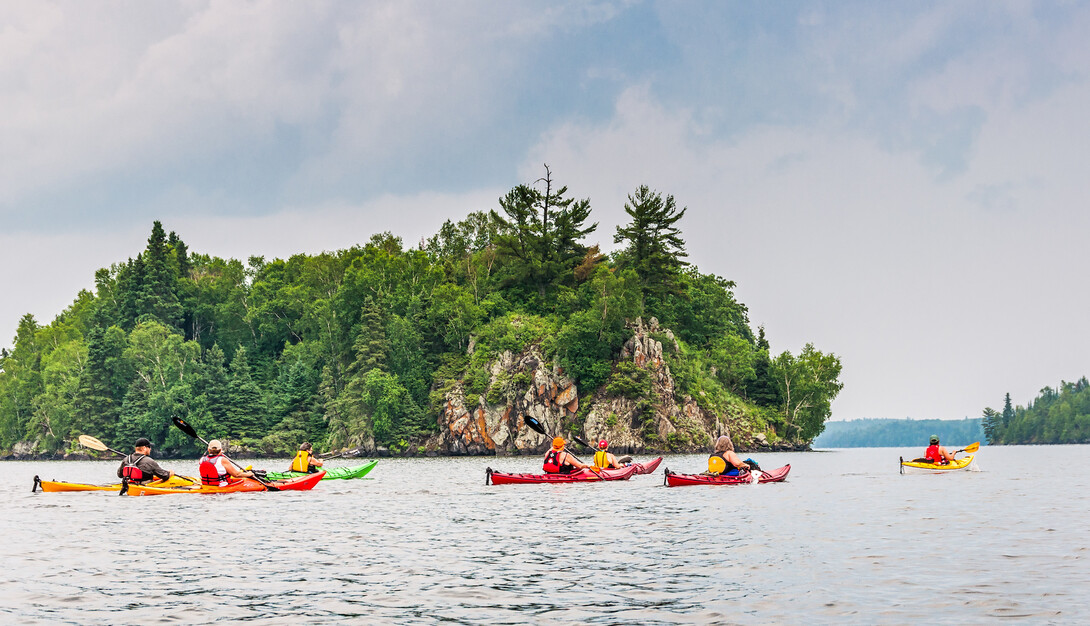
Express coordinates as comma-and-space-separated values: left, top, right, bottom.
487, 464, 638, 485
663, 464, 791, 487
634, 457, 663, 474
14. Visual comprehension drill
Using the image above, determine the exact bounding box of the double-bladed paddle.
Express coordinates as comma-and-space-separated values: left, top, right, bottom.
319, 447, 362, 460
171, 416, 280, 491
955, 441, 980, 457
78, 434, 125, 457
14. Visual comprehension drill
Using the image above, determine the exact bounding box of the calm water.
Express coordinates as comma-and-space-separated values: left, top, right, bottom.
2, 445, 1087, 624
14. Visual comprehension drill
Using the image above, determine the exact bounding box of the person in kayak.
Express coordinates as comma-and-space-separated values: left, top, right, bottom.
199, 440, 254, 486
117, 437, 175, 485
289, 442, 324, 474
593, 439, 622, 469
924, 435, 956, 465
543, 437, 593, 474
708, 435, 760, 476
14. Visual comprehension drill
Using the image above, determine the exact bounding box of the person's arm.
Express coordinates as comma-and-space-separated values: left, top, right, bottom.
565, 452, 590, 470
728, 451, 751, 470
311, 457, 324, 468
117, 459, 126, 479
141, 457, 173, 481
224, 458, 253, 478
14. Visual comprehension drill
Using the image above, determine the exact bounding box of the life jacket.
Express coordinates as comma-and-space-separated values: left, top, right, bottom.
121, 454, 147, 482
543, 449, 562, 473
925, 444, 945, 464
290, 451, 313, 473
199, 454, 230, 486
593, 450, 610, 469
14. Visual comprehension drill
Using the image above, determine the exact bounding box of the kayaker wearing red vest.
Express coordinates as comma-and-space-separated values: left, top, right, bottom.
289, 442, 324, 474
117, 437, 175, 485
199, 440, 253, 486
592, 440, 621, 469
708, 435, 759, 476
924, 435, 956, 465
543, 437, 592, 474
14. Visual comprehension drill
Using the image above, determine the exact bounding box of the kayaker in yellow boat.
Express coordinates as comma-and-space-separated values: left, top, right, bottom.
117, 437, 175, 485
924, 435, 956, 465
543, 437, 592, 474
289, 442, 324, 474
708, 435, 760, 476
198, 440, 254, 486
592, 439, 622, 469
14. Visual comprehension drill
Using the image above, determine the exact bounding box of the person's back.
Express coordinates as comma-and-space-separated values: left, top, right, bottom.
592, 440, 618, 469
117, 437, 173, 484
924, 435, 948, 464
543, 437, 585, 474
289, 442, 323, 473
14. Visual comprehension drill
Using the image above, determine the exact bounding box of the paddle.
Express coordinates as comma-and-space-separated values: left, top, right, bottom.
171, 416, 280, 491
522, 415, 601, 475
955, 441, 980, 457
78, 434, 126, 457
319, 447, 362, 460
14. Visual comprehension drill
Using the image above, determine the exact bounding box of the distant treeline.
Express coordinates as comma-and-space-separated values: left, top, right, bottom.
983, 378, 1090, 445
813, 418, 984, 448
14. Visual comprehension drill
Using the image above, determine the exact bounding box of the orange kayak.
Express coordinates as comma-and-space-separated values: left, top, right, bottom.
121, 471, 326, 496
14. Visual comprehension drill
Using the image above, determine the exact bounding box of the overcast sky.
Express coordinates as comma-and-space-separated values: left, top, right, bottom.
2, 2, 1088, 421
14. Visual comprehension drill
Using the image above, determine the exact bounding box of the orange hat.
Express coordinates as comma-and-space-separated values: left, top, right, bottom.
552, 437, 565, 449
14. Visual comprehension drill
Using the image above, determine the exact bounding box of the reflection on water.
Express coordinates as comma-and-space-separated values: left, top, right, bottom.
2, 445, 1087, 623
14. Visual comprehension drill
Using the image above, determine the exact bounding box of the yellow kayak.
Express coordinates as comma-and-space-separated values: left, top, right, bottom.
899, 454, 976, 475
33, 474, 197, 493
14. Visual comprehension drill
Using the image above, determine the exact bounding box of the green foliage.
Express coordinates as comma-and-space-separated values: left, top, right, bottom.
770, 344, 844, 443
613, 185, 688, 308
814, 418, 985, 448
985, 378, 1090, 444
0, 175, 840, 455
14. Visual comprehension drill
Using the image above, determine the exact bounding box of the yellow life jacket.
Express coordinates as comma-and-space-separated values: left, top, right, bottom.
708, 454, 727, 475
593, 450, 609, 469
290, 451, 311, 473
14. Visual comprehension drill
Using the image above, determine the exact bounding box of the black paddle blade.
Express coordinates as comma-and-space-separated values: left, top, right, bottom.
172, 416, 199, 440
572, 435, 594, 451
523, 416, 548, 437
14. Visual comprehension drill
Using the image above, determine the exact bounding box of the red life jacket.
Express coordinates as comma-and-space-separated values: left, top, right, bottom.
543, 449, 562, 473
200, 454, 230, 486
925, 444, 945, 464
121, 454, 146, 482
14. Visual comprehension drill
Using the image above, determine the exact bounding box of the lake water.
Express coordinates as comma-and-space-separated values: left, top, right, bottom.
3, 445, 1087, 624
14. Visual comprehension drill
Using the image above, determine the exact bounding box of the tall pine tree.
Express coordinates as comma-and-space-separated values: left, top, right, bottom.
613, 185, 688, 309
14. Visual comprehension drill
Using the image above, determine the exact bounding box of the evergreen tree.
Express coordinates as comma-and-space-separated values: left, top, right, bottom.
73, 325, 131, 443
227, 346, 266, 438
1002, 392, 1015, 427
613, 185, 688, 308
200, 344, 232, 435
491, 165, 597, 304
981, 407, 1001, 444
143, 221, 184, 330
745, 326, 782, 407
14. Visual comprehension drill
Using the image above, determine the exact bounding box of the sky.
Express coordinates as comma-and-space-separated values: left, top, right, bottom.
2, 1, 1088, 421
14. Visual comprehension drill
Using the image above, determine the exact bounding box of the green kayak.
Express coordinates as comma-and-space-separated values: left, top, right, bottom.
265, 460, 378, 481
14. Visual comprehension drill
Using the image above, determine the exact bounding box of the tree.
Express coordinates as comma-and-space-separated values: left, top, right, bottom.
491, 165, 597, 304
613, 185, 688, 308
227, 346, 266, 439
981, 407, 1001, 444
770, 344, 844, 443
142, 221, 184, 330
1002, 392, 1015, 427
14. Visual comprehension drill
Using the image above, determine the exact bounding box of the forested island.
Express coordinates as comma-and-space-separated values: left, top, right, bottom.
0, 170, 843, 459
982, 380, 1090, 445
813, 418, 984, 448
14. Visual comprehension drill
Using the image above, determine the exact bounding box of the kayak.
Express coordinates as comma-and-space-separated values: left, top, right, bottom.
663, 464, 792, 487
899, 454, 976, 474
264, 460, 377, 481
487, 464, 638, 485
121, 471, 326, 496
634, 457, 663, 474
33, 474, 197, 493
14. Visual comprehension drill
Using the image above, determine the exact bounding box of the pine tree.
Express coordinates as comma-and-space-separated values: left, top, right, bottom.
143, 221, 184, 330
200, 344, 232, 435
1002, 392, 1015, 426
613, 185, 688, 308
73, 325, 130, 444
227, 346, 266, 438
491, 165, 597, 304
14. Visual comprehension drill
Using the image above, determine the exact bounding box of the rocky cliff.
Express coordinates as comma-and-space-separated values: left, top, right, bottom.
434, 317, 772, 455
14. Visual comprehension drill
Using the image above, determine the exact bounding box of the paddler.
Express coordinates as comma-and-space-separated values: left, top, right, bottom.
117, 437, 175, 485
924, 435, 956, 465
198, 440, 254, 486
543, 437, 593, 475
288, 442, 324, 474
707, 435, 760, 476
592, 439, 622, 469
